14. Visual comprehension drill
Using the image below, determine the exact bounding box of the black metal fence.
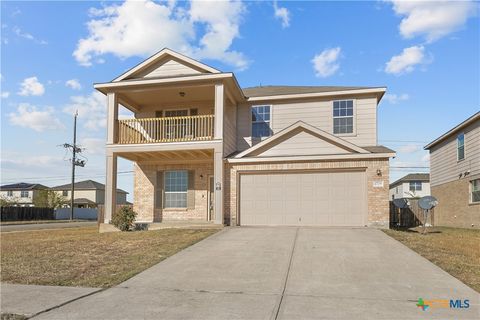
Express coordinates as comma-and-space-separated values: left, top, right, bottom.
0, 206, 55, 221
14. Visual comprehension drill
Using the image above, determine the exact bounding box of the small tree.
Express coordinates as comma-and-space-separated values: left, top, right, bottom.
33, 190, 67, 208
0, 196, 19, 207
111, 206, 137, 231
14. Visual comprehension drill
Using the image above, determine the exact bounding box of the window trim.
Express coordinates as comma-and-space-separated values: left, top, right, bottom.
332, 99, 356, 136
409, 181, 422, 192
20, 190, 29, 198
163, 109, 190, 117
7, 190, 13, 197
457, 133, 465, 161
251, 105, 272, 139
62, 190, 68, 197
163, 170, 188, 209
471, 179, 480, 204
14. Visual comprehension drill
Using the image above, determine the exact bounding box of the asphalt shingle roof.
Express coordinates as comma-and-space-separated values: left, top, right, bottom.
242, 86, 380, 98
389, 173, 430, 189
52, 180, 128, 194
0, 183, 49, 191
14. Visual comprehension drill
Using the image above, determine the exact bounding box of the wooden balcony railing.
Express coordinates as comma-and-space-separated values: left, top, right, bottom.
117, 115, 215, 144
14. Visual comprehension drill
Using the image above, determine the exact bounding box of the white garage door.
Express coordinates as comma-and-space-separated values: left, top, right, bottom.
240, 171, 366, 226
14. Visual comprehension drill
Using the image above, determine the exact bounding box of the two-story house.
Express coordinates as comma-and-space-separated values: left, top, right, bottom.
425, 112, 480, 228
51, 180, 129, 208
95, 48, 395, 229
0, 182, 49, 206
389, 173, 430, 200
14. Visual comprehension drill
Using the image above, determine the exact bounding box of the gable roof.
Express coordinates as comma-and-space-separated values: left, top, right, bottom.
390, 173, 430, 189
113, 48, 220, 82
234, 121, 370, 159
425, 111, 480, 149
0, 183, 49, 191
52, 180, 128, 194
243, 86, 375, 97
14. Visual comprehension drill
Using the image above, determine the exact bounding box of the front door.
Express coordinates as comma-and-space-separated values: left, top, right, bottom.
208, 176, 214, 221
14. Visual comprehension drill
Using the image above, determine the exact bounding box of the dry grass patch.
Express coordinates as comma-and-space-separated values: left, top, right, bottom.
383, 227, 480, 292
1, 227, 218, 288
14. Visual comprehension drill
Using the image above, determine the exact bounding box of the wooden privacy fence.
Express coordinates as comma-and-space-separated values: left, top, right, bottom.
389, 198, 435, 229
117, 115, 215, 144
97, 204, 132, 224
1, 206, 55, 221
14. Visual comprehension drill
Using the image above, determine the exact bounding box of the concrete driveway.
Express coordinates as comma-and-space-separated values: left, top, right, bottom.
35, 227, 479, 319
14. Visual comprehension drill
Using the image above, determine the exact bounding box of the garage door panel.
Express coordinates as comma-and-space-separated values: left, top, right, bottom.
240, 171, 366, 226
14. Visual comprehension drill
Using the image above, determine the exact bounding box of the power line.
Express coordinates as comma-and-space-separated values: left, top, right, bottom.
0, 171, 134, 184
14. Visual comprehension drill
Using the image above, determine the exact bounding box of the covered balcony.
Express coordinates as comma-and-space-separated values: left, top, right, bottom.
117, 114, 214, 144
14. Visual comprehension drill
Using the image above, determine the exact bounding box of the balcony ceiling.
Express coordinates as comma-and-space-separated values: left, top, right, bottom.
116, 149, 214, 162
119, 85, 215, 109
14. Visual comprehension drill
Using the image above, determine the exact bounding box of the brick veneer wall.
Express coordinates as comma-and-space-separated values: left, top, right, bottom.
134, 161, 213, 222
431, 178, 480, 229
224, 158, 390, 228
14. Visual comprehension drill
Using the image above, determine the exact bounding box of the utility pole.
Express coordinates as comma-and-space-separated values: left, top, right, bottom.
63, 111, 85, 220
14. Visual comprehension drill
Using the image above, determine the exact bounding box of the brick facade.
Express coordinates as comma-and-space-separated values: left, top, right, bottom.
134, 158, 390, 228
431, 178, 480, 229
134, 161, 213, 222
224, 158, 390, 228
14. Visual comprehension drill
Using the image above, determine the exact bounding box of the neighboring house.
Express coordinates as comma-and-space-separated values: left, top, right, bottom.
425, 112, 480, 228
95, 48, 396, 228
51, 180, 129, 208
389, 173, 431, 200
0, 182, 49, 206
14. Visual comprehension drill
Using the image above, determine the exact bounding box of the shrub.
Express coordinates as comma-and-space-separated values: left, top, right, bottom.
111, 206, 137, 231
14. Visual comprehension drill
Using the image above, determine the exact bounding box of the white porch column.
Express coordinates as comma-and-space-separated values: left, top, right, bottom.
104, 153, 118, 223
214, 147, 224, 224
214, 83, 224, 140
106, 92, 118, 144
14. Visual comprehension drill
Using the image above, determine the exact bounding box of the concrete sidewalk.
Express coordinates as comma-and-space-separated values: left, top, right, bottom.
30, 227, 479, 320
0, 284, 100, 317
0, 221, 97, 232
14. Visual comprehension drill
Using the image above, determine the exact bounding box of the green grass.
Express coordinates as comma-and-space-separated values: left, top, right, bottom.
1, 226, 218, 288
384, 227, 480, 292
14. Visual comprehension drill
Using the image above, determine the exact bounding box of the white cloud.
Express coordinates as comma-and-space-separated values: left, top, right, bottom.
1, 91, 10, 98
80, 137, 105, 155
383, 93, 409, 104
273, 1, 290, 28
389, 0, 477, 43
74, 0, 248, 70
12, 26, 47, 45
9, 103, 64, 132
18, 76, 45, 96
385, 45, 427, 75
63, 91, 106, 130
398, 144, 421, 154
312, 47, 341, 78
65, 79, 82, 90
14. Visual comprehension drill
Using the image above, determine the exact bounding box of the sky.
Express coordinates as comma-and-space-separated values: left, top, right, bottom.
1, 0, 479, 201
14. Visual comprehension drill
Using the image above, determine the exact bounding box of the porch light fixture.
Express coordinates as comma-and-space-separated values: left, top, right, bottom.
376, 169, 382, 176
179, 91, 186, 97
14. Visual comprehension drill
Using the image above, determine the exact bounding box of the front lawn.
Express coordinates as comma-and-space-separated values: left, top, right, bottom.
383, 227, 480, 292
1, 227, 218, 288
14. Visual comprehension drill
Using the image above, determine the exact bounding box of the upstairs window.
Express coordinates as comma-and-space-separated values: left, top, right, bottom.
252, 105, 271, 138
409, 181, 422, 192
471, 179, 480, 203
20, 191, 29, 198
457, 133, 465, 161
62, 190, 68, 196
7, 190, 13, 197
333, 100, 353, 134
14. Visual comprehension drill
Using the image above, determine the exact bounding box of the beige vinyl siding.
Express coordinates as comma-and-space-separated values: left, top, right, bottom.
223, 104, 237, 156
430, 120, 480, 187
136, 59, 202, 79
236, 96, 377, 151
250, 130, 351, 157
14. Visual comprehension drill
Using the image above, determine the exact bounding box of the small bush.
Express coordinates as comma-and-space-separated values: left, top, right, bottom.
111, 206, 137, 231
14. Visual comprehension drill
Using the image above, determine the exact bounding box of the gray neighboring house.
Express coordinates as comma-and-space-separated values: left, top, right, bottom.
0, 182, 49, 206
389, 173, 430, 200
52, 180, 129, 208
424, 111, 480, 228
